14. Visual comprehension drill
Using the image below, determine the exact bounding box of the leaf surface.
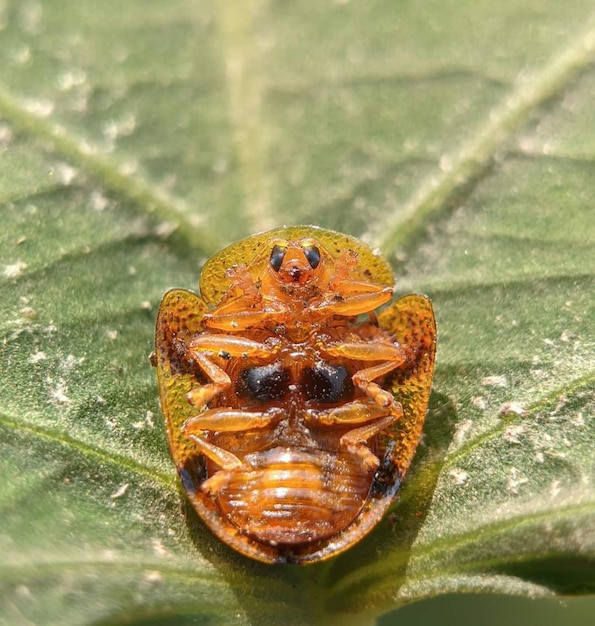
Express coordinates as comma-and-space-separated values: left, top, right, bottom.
1, 1, 594, 624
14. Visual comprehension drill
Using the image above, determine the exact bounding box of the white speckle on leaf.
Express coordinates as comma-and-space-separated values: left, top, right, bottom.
15, 584, 33, 600
571, 412, 585, 427
100, 550, 117, 562
56, 162, 78, 185
4, 260, 28, 278
503, 424, 525, 444
61, 354, 84, 371
118, 159, 138, 176
133, 409, 155, 430
155, 222, 178, 239
144, 571, 162, 585
449, 468, 469, 485
103, 113, 136, 140
549, 395, 569, 416
57, 68, 87, 91
11, 45, 31, 65
188, 213, 206, 228
471, 396, 487, 410
559, 329, 575, 343
79, 139, 99, 155
101, 415, 117, 430
453, 419, 473, 446
24, 98, 54, 118
29, 350, 47, 364
549, 480, 562, 498
439, 154, 454, 172
155, 221, 177, 239
110, 483, 129, 500
129, 217, 150, 238
89, 190, 109, 211
49, 380, 71, 406
0, 122, 14, 146
152, 539, 171, 558
499, 402, 528, 417
507, 468, 528, 495
482, 375, 508, 388
20, 1, 43, 32
20, 305, 36, 319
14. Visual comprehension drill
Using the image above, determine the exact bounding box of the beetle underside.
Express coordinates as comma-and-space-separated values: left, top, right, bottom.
155, 226, 436, 564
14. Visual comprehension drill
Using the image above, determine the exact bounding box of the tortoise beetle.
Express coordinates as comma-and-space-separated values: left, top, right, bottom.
154, 225, 436, 564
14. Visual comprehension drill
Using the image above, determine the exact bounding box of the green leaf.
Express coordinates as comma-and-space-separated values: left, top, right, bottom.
1, 1, 594, 624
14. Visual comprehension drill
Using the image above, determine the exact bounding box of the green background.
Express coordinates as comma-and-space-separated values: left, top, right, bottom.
0, 1, 593, 624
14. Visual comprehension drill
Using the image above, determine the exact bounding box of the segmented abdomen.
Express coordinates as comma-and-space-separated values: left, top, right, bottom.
214, 447, 374, 545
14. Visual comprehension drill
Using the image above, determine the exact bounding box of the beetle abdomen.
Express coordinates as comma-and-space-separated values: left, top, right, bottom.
214, 447, 373, 545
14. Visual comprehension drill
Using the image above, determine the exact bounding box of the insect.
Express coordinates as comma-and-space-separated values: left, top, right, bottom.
154, 225, 436, 564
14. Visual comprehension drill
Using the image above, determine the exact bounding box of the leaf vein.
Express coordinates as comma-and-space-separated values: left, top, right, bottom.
374, 14, 595, 252
0, 413, 174, 487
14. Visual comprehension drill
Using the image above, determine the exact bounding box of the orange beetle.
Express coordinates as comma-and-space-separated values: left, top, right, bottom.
154, 226, 436, 564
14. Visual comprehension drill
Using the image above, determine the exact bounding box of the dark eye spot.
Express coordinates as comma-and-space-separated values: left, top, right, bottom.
301, 362, 353, 403
236, 363, 290, 402
270, 244, 286, 272
302, 244, 320, 269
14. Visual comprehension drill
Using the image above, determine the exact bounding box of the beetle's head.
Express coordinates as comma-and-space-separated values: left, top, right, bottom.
267, 238, 325, 287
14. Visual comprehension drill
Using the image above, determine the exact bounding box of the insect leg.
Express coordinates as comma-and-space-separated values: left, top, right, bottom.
323, 341, 406, 410
185, 435, 246, 471
184, 408, 283, 495
189, 333, 275, 359
305, 397, 389, 426
306, 399, 403, 470
311, 287, 393, 317
186, 334, 277, 407
352, 360, 404, 409
184, 407, 283, 433
339, 414, 398, 470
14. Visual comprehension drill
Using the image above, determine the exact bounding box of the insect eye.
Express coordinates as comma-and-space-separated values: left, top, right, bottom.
270, 244, 287, 272
302, 245, 320, 269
